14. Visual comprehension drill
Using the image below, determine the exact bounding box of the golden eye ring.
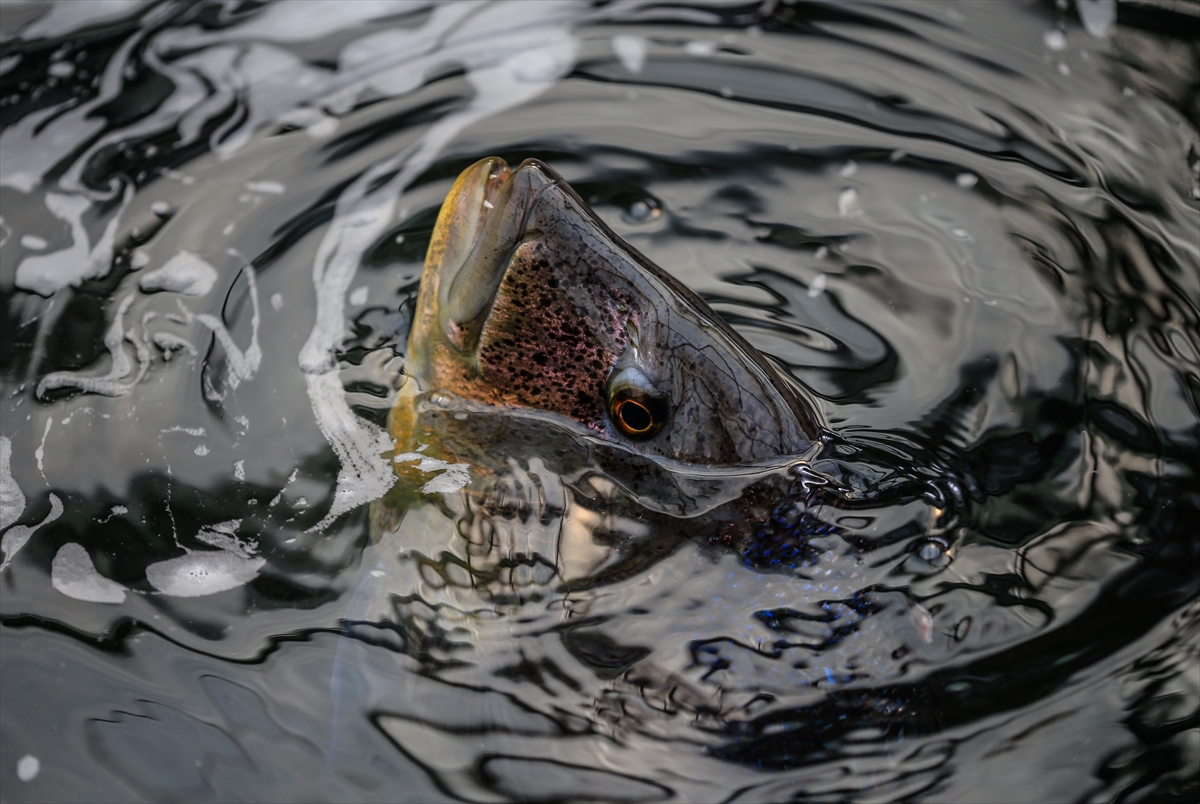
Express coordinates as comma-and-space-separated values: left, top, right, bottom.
608, 387, 667, 439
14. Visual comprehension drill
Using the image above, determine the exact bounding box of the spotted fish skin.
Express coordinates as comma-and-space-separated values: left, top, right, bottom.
399, 157, 820, 466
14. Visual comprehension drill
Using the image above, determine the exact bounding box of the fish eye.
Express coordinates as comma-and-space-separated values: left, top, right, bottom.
607, 367, 667, 440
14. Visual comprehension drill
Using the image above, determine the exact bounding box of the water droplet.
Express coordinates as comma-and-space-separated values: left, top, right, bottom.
837, 188, 860, 217
956, 172, 978, 188
839, 160, 858, 178
1044, 29, 1067, 50
612, 34, 647, 74
686, 40, 718, 57
1077, 0, 1116, 38
17, 754, 39, 782
48, 61, 74, 78
719, 86, 734, 98
1058, 62, 1071, 76
807, 273, 826, 298
919, 539, 945, 561
623, 198, 661, 223
20, 234, 47, 250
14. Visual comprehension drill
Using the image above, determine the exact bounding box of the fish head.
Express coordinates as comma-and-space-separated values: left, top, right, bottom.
401, 157, 819, 465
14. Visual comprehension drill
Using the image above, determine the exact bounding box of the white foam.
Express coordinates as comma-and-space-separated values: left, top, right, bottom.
138, 251, 218, 296
145, 551, 264, 598
233, 460, 245, 481
394, 453, 471, 495
305, 373, 395, 530
20, 234, 47, 250
151, 331, 197, 360
2, 494, 62, 572
349, 285, 369, 306
19, 0, 148, 41
270, 293, 284, 311
175, 267, 260, 397
189, 0, 402, 45
300, 10, 575, 530
37, 294, 149, 398
195, 519, 256, 558
0, 436, 24, 531
35, 418, 51, 477
14, 188, 131, 297
244, 180, 285, 194
612, 34, 646, 74
51, 542, 126, 604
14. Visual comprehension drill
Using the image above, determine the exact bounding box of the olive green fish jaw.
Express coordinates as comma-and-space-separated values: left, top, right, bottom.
426, 158, 563, 355
421, 156, 511, 352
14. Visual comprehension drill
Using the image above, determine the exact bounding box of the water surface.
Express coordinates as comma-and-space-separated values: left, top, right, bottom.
1, 1, 1198, 802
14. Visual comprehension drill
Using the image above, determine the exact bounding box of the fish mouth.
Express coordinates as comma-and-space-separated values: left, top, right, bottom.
430, 157, 557, 352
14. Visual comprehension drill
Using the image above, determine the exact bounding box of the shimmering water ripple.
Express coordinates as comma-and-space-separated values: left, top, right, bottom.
1, 1, 1197, 802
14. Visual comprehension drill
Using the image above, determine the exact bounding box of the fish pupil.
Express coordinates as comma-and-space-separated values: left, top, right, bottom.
619, 399, 652, 432
610, 391, 667, 439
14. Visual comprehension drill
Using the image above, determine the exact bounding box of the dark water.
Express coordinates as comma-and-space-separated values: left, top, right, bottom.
2, 1, 1198, 801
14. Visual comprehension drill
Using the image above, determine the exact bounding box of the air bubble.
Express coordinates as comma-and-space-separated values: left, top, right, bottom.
919, 539, 946, 562
623, 198, 661, 223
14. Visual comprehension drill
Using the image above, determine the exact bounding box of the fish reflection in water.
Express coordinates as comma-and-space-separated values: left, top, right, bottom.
1, 0, 1198, 801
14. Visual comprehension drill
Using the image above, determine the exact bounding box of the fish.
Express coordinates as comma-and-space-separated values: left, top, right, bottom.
395, 156, 821, 467
377, 156, 957, 590
351, 159, 968, 766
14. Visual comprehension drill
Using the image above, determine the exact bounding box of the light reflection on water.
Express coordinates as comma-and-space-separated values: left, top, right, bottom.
1, 1, 1197, 801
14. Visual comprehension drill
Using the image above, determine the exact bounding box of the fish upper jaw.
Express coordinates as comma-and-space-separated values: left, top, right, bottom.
427, 158, 561, 355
